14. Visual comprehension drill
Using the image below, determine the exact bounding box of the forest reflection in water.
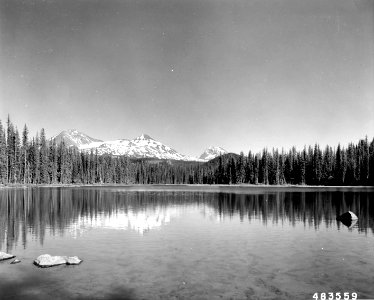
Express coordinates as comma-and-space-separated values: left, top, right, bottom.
0, 187, 373, 252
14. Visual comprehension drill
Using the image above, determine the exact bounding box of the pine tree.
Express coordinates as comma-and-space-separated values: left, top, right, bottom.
245, 151, 254, 183
362, 136, 370, 184
6, 116, 15, 183
229, 157, 236, 184
39, 129, 49, 183
279, 149, 286, 184
335, 144, 348, 185
0, 121, 7, 183
369, 138, 374, 185
322, 145, 333, 184
236, 151, 246, 183
21, 125, 29, 183
49, 140, 58, 184
254, 154, 259, 184
300, 147, 307, 185
273, 149, 280, 185
261, 149, 269, 185
14, 128, 21, 183
345, 143, 356, 185
313, 144, 322, 184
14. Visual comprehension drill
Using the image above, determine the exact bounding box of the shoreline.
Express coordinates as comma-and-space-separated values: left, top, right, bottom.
1, 183, 373, 192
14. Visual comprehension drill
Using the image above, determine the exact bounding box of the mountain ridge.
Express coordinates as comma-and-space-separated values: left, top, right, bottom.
52, 129, 226, 162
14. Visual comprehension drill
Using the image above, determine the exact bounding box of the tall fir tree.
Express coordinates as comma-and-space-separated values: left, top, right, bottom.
21, 125, 29, 183
39, 128, 49, 183
0, 121, 7, 183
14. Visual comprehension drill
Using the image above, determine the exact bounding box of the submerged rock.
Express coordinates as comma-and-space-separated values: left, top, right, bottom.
10, 259, 21, 264
34, 254, 83, 268
337, 211, 358, 228
0, 252, 15, 261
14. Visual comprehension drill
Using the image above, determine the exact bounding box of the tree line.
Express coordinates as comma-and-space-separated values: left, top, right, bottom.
0, 116, 373, 186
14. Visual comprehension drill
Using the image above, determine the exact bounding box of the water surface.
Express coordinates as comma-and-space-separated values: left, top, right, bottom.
0, 186, 374, 299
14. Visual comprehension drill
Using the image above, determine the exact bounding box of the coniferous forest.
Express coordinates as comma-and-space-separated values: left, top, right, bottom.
0, 116, 373, 186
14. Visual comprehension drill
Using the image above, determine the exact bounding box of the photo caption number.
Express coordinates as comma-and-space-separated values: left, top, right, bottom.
313, 293, 357, 300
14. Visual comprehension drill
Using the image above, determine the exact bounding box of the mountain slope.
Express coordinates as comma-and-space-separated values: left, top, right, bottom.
81, 133, 193, 160
53, 130, 227, 162
52, 129, 102, 147
199, 146, 228, 161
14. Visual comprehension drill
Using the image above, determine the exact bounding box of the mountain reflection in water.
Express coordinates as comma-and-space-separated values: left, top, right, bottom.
0, 187, 373, 251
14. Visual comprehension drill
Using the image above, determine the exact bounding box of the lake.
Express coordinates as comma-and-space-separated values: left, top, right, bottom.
0, 186, 374, 299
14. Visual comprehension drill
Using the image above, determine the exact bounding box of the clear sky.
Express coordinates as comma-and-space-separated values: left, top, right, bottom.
0, 0, 373, 157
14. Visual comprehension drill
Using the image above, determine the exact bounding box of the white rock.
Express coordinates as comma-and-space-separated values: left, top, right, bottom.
34, 254, 82, 268
66, 256, 82, 265
34, 254, 67, 268
348, 211, 358, 220
0, 252, 15, 261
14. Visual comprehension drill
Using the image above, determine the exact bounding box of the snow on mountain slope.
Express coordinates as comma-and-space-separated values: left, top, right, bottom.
52, 129, 102, 148
199, 146, 228, 161
53, 130, 226, 162
80, 133, 198, 161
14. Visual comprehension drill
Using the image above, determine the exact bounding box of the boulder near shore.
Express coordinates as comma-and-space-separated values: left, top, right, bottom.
336, 211, 358, 228
0, 252, 16, 261
34, 254, 82, 268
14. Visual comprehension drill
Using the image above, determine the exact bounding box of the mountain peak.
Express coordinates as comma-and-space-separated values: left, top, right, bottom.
52, 129, 103, 147
136, 134, 153, 140
65, 129, 79, 134
199, 146, 227, 161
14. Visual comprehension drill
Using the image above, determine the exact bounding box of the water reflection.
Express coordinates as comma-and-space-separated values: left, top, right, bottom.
69, 206, 181, 238
0, 187, 373, 251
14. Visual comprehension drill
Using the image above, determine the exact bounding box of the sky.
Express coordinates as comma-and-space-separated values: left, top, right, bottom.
0, 0, 373, 157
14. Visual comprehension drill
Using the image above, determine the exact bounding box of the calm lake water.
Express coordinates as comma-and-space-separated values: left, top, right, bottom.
0, 186, 374, 300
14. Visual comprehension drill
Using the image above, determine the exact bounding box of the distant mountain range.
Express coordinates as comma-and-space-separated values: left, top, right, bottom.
51, 129, 228, 162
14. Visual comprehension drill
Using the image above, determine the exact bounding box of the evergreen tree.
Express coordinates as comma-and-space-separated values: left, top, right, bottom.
279, 149, 286, 184
236, 151, 246, 183
335, 144, 348, 185
21, 125, 29, 183
254, 154, 259, 184
313, 144, 322, 184
300, 147, 307, 185
39, 128, 49, 183
369, 138, 374, 185
49, 140, 58, 183
261, 149, 269, 185
6, 116, 15, 183
246, 151, 254, 183
0, 121, 7, 183
14, 128, 21, 183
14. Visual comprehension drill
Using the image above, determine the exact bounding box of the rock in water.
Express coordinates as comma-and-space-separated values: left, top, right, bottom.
348, 211, 358, 220
34, 254, 67, 267
0, 252, 15, 261
10, 259, 21, 264
34, 254, 82, 268
337, 211, 358, 228
66, 256, 82, 265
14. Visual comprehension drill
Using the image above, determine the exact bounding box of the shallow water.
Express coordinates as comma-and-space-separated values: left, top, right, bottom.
0, 186, 374, 299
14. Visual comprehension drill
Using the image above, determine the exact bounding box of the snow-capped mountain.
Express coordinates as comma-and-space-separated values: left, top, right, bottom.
52, 129, 102, 148
199, 146, 228, 161
80, 133, 195, 160
52, 130, 226, 162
